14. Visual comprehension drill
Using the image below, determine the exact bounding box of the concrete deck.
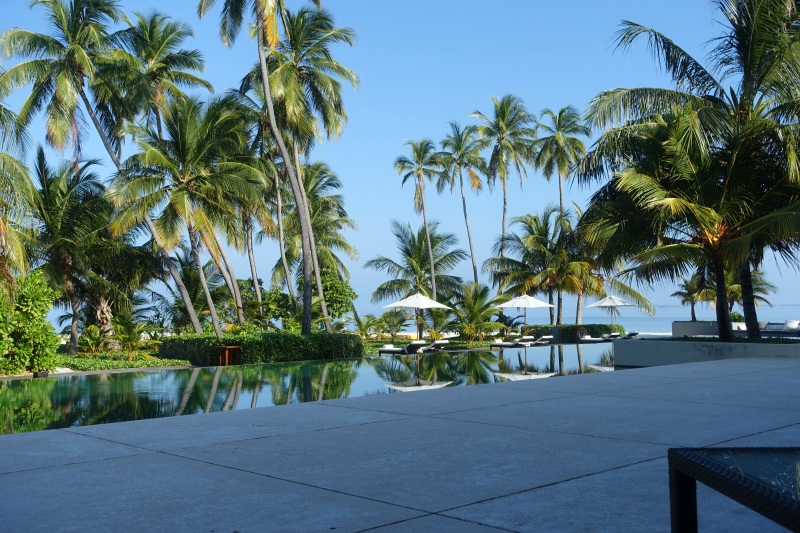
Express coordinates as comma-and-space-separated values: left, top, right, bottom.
2, 357, 800, 532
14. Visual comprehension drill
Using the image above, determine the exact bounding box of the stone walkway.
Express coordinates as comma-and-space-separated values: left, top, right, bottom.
2, 357, 799, 532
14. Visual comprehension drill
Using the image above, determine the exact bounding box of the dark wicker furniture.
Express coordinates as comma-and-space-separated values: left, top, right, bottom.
668, 447, 800, 532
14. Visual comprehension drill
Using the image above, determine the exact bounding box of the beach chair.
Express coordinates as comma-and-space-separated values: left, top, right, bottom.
601, 332, 621, 341
490, 335, 553, 349
420, 339, 449, 352
577, 331, 606, 343
620, 331, 639, 340
378, 340, 427, 355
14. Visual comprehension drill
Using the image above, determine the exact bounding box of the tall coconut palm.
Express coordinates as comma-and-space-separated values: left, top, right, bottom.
122, 11, 213, 139
395, 139, 446, 299
0, 101, 30, 279
197, 0, 323, 334
439, 122, 486, 283
532, 106, 589, 212
109, 96, 263, 339
0, 0, 205, 333
470, 95, 536, 257
365, 220, 466, 338
580, 0, 800, 339
28, 147, 107, 354
671, 273, 706, 321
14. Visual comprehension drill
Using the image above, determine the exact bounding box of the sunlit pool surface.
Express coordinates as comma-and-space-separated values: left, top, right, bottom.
0, 345, 613, 434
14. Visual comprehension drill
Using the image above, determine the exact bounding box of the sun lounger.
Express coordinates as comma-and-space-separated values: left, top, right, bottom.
420, 339, 449, 352
600, 332, 621, 341
620, 331, 639, 339
490, 335, 553, 349
578, 333, 606, 343
378, 340, 427, 355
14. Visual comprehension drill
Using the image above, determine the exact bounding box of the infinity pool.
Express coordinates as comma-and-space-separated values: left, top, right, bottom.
0, 345, 613, 434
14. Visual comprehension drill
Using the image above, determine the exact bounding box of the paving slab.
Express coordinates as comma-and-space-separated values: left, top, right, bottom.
364, 514, 512, 532
0, 429, 151, 474
437, 393, 800, 447
172, 415, 668, 513
443, 458, 785, 533
321, 381, 573, 416
599, 369, 800, 412
717, 422, 800, 447
619, 357, 800, 380
64, 401, 408, 451
496, 370, 685, 395
0, 452, 423, 533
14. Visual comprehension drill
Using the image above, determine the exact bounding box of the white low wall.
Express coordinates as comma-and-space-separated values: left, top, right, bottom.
615, 339, 800, 368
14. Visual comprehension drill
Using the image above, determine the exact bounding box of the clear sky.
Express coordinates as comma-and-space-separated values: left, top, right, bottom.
4, 0, 799, 326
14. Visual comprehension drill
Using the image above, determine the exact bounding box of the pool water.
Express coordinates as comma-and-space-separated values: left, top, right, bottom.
0, 345, 612, 434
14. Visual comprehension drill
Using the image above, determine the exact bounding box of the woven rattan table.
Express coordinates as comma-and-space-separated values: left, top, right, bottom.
668, 447, 800, 532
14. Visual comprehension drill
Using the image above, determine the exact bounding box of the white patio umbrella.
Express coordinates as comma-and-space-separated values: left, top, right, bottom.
585, 295, 636, 325
498, 295, 554, 329
384, 292, 451, 340
384, 292, 452, 385
497, 295, 554, 375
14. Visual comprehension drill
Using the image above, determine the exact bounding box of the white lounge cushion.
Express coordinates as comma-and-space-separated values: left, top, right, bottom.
785, 320, 800, 330
731, 322, 746, 331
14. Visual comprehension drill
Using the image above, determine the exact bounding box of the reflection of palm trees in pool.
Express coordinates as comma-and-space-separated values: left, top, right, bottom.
455, 351, 499, 385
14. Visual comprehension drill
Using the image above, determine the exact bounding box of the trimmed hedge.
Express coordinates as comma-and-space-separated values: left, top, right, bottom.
520, 323, 625, 342
158, 331, 363, 366
55, 355, 191, 372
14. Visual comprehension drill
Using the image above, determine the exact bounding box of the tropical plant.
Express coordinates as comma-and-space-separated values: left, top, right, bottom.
532, 106, 589, 212
439, 122, 486, 283
448, 282, 508, 343
671, 273, 706, 321
28, 148, 108, 354
111, 313, 161, 361
347, 313, 379, 339
579, 0, 800, 340
197, 0, 324, 334
470, 95, 536, 257
0, 0, 205, 333
377, 310, 410, 342
78, 325, 108, 355
395, 139, 446, 299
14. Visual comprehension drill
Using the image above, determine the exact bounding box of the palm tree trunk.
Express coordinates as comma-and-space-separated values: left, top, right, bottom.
198, 231, 239, 322
739, 262, 762, 340
576, 344, 584, 374
211, 231, 246, 324
548, 289, 555, 325
221, 376, 237, 411
294, 146, 333, 332
231, 372, 243, 410
418, 181, 437, 299
458, 168, 479, 283
558, 345, 564, 375
255, 16, 313, 334
712, 257, 735, 342
576, 291, 583, 324
64, 275, 80, 355
558, 171, 565, 212
500, 177, 508, 258
690, 301, 697, 321
549, 345, 555, 373
557, 289, 563, 325
190, 230, 223, 339
245, 219, 264, 316
275, 172, 295, 299
317, 364, 329, 401
78, 86, 203, 333
250, 371, 262, 408
204, 366, 222, 413
175, 367, 199, 416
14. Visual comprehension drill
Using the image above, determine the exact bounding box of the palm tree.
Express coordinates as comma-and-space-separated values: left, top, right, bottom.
395, 139, 446, 299
109, 96, 263, 338
439, 122, 486, 283
365, 220, 466, 338
671, 274, 705, 321
448, 282, 508, 343
122, 11, 213, 139
532, 106, 589, 212
28, 148, 107, 354
0, 101, 30, 279
273, 161, 358, 289
470, 95, 536, 257
0, 0, 205, 333
580, 0, 800, 339
197, 0, 323, 334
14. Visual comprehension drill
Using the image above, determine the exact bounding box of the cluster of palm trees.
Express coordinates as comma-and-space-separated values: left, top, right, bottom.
373, 0, 800, 342
0, 0, 359, 353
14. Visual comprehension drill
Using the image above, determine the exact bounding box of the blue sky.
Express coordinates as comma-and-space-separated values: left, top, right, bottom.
5, 0, 799, 326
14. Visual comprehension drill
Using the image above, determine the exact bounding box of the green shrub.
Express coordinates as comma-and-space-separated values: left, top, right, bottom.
0, 272, 60, 376
158, 331, 363, 365
520, 323, 625, 342
729, 311, 745, 322
55, 355, 191, 372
